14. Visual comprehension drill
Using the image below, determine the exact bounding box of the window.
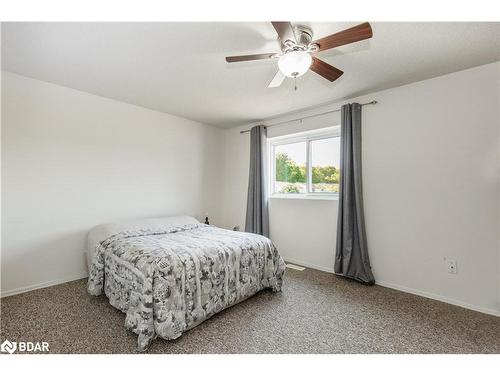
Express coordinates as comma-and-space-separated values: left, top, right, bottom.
273, 142, 307, 194
310, 137, 340, 193
270, 128, 340, 197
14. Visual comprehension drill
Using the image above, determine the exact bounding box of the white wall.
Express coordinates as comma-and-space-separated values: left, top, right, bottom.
221, 62, 500, 315
1, 72, 225, 296
268, 198, 338, 273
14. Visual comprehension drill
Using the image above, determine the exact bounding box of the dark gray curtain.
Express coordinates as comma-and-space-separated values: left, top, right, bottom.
245, 125, 270, 237
335, 103, 375, 284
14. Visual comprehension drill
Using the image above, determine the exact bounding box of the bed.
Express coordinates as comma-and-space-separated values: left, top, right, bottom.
86, 216, 286, 351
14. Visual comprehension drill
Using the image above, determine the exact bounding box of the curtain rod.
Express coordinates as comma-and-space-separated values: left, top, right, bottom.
239, 100, 378, 134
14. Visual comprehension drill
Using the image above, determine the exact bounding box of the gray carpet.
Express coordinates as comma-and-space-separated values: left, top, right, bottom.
1, 268, 499, 354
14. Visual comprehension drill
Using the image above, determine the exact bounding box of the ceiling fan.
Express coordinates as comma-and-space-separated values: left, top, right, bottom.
225, 22, 373, 88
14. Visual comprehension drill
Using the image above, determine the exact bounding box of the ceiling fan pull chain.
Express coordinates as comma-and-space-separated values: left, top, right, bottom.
294, 75, 297, 91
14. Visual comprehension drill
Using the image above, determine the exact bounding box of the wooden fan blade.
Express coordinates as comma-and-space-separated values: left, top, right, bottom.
268, 70, 286, 88
313, 22, 373, 52
225, 53, 278, 63
310, 57, 344, 82
271, 22, 297, 44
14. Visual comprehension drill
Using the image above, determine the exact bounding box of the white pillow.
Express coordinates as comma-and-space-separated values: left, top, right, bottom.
87, 215, 199, 270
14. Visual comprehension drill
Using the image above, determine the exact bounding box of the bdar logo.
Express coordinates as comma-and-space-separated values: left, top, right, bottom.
1, 339, 17, 354
0, 339, 49, 353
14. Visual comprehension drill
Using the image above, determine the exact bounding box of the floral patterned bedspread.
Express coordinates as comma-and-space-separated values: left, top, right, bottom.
87, 223, 285, 351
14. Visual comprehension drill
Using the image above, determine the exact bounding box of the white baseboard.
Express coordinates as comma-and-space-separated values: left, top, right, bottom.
375, 280, 500, 317
282, 257, 499, 317
282, 257, 335, 274
1, 273, 88, 298
3, 263, 499, 317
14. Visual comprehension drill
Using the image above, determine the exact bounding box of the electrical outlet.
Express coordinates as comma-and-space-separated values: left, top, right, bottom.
445, 259, 458, 274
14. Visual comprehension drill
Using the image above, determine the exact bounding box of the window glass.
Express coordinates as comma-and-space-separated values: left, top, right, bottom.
311, 137, 340, 193
274, 142, 306, 194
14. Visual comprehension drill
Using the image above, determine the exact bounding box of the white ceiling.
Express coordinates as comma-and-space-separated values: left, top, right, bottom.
2, 22, 499, 128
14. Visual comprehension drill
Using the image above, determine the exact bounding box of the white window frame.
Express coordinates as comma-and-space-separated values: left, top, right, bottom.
268, 126, 340, 200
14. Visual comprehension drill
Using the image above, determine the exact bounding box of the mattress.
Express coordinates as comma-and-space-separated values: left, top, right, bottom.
86, 215, 199, 270
86, 217, 286, 351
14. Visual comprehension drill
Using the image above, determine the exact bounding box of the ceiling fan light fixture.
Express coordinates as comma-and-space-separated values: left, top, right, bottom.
278, 50, 312, 78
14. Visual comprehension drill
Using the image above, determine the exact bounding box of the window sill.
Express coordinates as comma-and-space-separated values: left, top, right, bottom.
269, 194, 339, 201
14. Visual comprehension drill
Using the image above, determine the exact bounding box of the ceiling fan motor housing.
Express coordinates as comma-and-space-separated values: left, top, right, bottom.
282, 25, 318, 53
294, 25, 313, 47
